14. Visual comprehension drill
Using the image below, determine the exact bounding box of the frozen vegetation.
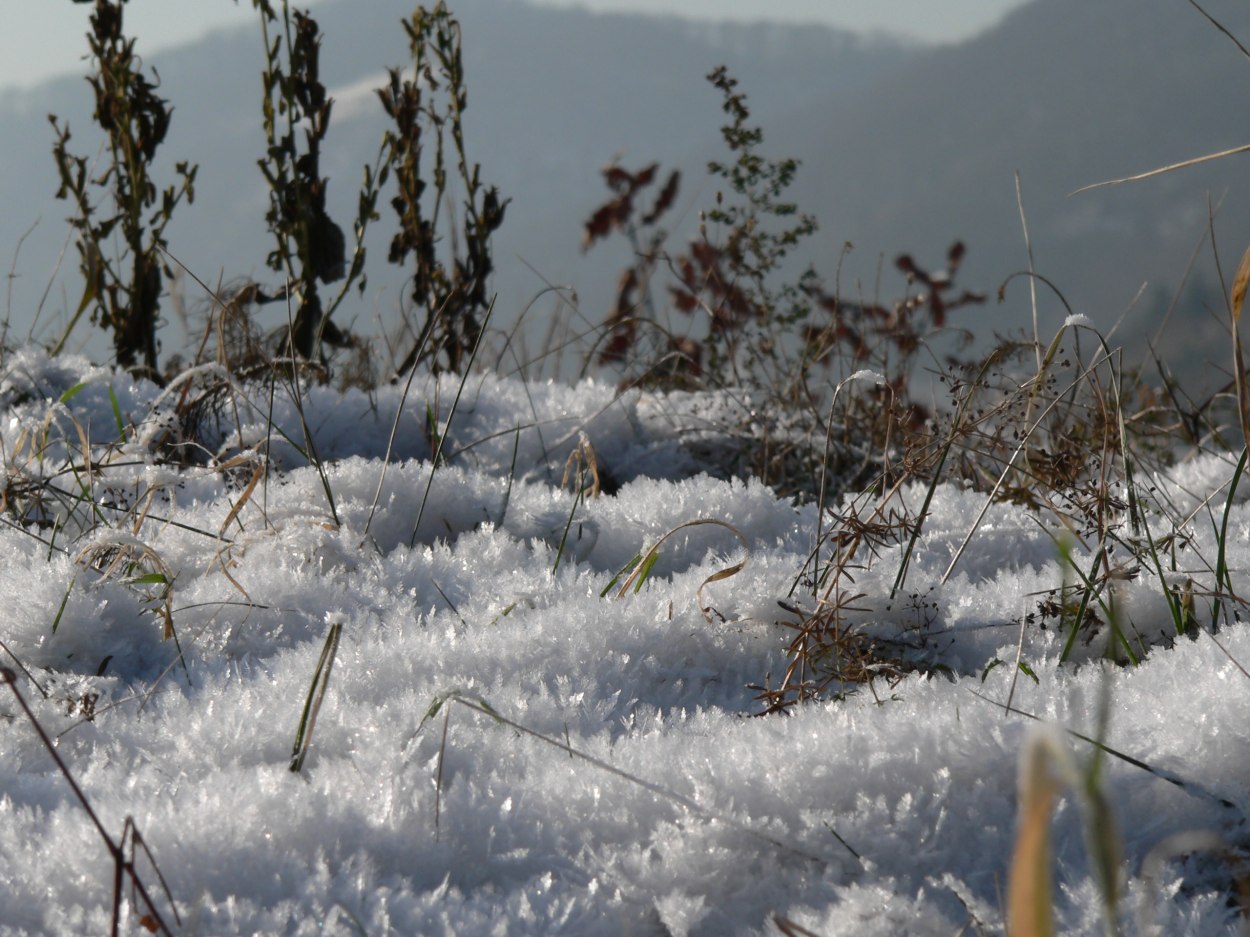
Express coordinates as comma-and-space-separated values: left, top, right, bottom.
0, 346, 1247, 935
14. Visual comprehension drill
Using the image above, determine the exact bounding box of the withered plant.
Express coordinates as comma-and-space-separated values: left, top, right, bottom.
380, 2, 509, 376
674, 65, 820, 390
583, 161, 686, 381
49, 0, 197, 381
251, 0, 379, 362
583, 67, 820, 396
762, 297, 1250, 711
582, 67, 985, 498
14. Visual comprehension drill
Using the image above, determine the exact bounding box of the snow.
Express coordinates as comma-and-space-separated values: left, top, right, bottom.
0, 346, 1248, 935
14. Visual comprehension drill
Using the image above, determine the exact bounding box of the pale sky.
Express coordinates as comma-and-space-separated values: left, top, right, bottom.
0, 0, 1030, 92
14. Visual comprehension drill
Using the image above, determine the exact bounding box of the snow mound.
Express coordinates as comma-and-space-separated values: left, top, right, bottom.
0, 349, 1246, 935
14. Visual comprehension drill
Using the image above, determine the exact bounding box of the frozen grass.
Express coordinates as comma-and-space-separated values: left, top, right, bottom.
1, 342, 1250, 936
13, 2, 1250, 931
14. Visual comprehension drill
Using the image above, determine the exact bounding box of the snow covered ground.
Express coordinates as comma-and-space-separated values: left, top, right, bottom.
0, 346, 1248, 935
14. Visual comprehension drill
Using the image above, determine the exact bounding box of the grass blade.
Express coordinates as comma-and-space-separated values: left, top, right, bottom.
290, 620, 342, 774
409, 297, 498, 548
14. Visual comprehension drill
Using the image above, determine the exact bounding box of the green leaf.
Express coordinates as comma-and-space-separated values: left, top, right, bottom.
129, 572, 169, 586
57, 383, 87, 405
601, 554, 641, 597
107, 385, 126, 442
633, 551, 660, 593
981, 658, 1004, 682
419, 695, 446, 729
1017, 661, 1039, 684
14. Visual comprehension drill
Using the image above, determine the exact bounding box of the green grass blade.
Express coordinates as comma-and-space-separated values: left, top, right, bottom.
409, 297, 498, 548
107, 385, 127, 442
601, 555, 642, 597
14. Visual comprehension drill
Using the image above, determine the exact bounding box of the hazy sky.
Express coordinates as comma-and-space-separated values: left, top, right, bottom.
0, 0, 1030, 92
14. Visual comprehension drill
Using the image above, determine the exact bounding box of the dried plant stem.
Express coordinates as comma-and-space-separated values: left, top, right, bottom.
1, 668, 179, 935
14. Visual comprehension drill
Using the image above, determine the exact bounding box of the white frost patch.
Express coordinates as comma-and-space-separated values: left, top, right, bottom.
0, 347, 1244, 936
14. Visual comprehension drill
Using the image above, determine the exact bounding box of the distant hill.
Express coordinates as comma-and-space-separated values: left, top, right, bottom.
774, 0, 1250, 387
0, 0, 912, 365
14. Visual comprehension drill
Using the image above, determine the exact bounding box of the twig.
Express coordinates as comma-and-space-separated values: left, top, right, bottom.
0, 668, 179, 935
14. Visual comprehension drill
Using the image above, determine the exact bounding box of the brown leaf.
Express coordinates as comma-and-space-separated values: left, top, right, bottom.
896, 253, 933, 287
634, 162, 659, 187
671, 287, 699, 314
642, 170, 680, 224
597, 330, 633, 365
582, 203, 617, 250
603, 166, 632, 191
690, 240, 720, 269
947, 240, 966, 270
613, 267, 639, 317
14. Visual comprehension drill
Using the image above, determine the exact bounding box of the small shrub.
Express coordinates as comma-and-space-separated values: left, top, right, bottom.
584, 67, 821, 397
583, 66, 984, 497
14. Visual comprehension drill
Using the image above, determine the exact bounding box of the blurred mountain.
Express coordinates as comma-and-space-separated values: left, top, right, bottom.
1, 0, 1247, 389
777, 0, 1250, 388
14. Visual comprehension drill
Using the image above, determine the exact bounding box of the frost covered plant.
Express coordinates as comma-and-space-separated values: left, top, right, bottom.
1, 668, 181, 935
75, 535, 179, 646
767, 306, 1250, 706
0, 358, 271, 668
